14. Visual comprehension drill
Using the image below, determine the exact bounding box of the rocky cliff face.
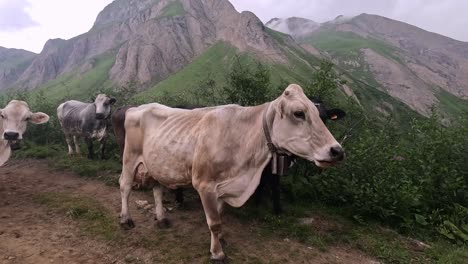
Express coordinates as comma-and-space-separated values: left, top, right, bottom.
9, 0, 284, 90
0, 47, 36, 90
266, 13, 468, 115
345, 14, 468, 100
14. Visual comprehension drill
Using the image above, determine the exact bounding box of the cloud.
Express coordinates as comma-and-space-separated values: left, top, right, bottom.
0, 0, 37, 32
0, 0, 112, 53
230, 0, 468, 41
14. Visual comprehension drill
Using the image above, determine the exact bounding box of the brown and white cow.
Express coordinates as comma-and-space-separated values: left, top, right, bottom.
119, 84, 344, 262
0, 100, 50, 166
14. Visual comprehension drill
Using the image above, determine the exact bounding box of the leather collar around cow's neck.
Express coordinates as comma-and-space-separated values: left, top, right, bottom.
262, 103, 276, 153
262, 103, 292, 176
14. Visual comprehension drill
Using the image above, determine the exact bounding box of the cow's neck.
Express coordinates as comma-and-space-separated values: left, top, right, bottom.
216, 102, 276, 207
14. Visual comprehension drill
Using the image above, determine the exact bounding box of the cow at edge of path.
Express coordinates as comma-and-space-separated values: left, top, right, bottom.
0, 100, 50, 166
57, 94, 116, 159
119, 84, 345, 262
112, 99, 346, 214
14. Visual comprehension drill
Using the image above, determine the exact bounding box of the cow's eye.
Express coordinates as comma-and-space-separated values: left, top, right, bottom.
293, 111, 305, 120
0, 114, 4, 119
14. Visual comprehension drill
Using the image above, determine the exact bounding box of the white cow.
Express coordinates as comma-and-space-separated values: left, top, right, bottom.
119, 84, 344, 262
0, 100, 50, 166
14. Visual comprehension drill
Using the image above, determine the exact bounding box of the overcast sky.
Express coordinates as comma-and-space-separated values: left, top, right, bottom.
1, 0, 467, 53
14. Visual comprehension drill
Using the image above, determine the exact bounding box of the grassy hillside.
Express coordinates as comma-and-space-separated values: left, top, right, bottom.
137, 40, 322, 101
30, 54, 115, 103
304, 31, 401, 62
302, 30, 468, 119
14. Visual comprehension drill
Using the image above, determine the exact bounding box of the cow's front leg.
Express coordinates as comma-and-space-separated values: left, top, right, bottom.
119, 165, 136, 230
198, 191, 225, 262
65, 135, 74, 156
85, 137, 94, 159
73, 136, 81, 155
153, 185, 171, 228
99, 136, 107, 160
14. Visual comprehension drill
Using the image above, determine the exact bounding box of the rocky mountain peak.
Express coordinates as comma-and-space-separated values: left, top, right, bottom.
6, 0, 284, 90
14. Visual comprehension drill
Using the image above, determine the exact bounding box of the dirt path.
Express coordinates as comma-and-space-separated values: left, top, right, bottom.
0, 159, 377, 264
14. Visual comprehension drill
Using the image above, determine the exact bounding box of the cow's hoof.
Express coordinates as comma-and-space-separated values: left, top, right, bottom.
156, 218, 171, 229
210, 257, 227, 264
120, 219, 135, 230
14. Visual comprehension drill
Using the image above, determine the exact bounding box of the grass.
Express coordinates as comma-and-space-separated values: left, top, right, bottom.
435, 88, 468, 119
136, 42, 237, 100
230, 202, 468, 264
305, 31, 401, 63
37, 192, 123, 241
13, 142, 121, 186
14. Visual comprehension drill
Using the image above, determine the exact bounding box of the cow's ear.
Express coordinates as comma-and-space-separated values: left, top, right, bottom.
109, 97, 117, 105
327, 109, 346, 121
29, 112, 50, 124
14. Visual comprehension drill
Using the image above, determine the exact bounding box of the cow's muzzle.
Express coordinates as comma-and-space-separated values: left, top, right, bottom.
329, 145, 345, 161
4, 131, 19, 141
95, 113, 106, 120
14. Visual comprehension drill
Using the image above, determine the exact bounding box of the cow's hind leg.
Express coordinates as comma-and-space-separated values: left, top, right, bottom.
99, 136, 107, 160
198, 191, 226, 262
153, 184, 171, 229
119, 163, 138, 230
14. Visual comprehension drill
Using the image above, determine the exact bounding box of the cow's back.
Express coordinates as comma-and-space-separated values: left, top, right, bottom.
57, 100, 99, 137
124, 104, 213, 188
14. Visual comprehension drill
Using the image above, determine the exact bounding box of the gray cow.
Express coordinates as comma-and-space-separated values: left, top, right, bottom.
57, 94, 116, 159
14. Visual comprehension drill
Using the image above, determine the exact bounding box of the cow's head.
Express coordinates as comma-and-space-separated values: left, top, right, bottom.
309, 97, 346, 124
0, 100, 50, 149
270, 84, 344, 168
93, 94, 116, 120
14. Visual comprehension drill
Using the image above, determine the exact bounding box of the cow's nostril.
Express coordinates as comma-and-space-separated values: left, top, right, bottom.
330, 145, 345, 161
4, 132, 19, 141
96, 113, 105, 119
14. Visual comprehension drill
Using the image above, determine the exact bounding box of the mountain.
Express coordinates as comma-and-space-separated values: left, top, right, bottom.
7, 0, 287, 91
1, 0, 466, 120
266, 14, 468, 116
0, 47, 36, 89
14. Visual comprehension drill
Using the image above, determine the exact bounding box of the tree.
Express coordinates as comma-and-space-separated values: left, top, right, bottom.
223, 56, 271, 106
306, 59, 343, 104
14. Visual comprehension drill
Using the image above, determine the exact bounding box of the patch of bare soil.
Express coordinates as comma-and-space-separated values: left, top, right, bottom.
0, 159, 377, 264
